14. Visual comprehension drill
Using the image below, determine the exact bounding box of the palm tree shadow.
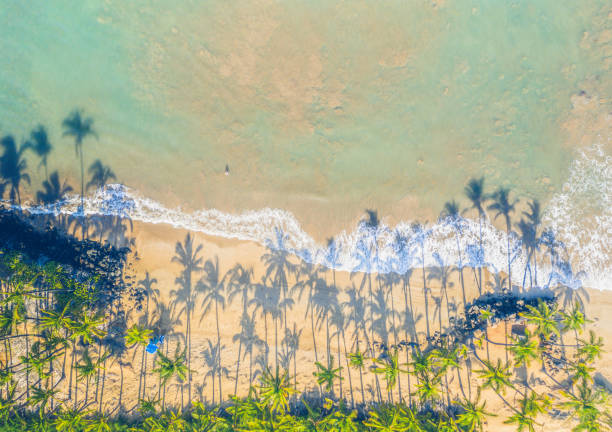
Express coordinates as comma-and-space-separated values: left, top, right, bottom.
0, 135, 30, 206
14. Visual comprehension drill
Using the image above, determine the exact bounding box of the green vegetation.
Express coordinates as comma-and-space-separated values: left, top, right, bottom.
0, 248, 609, 431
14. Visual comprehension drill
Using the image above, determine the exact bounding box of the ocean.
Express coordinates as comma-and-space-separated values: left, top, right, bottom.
1, 0, 610, 289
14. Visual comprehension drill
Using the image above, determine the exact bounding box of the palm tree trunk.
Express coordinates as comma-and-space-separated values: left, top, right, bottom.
293, 323, 298, 396
421, 247, 430, 340
249, 348, 253, 389
68, 342, 76, 402
533, 252, 538, 287
274, 314, 279, 373
85, 375, 90, 403
95, 340, 102, 403
234, 336, 242, 396
368, 274, 374, 355
341, 328, 354, 407
326, 312, 330, 365
506, 223, 512, 292
79, 147, 86, 239
455, 233, 467, 311
118, 362, 124, 411
336, 331, 342, 400
356, 338, 365, 406
143, 298, 150, 399
264, 313, 269, 367
478, 215, 484, 295
210, 363, 216, 405
367, 274, 383, 403
23, 321, 29, 398
139, 344, 146, 402
187, 294, 192, 405
310, 297, 318, 364
99, 362, 106, 413
215, 299, 222, 403
401, 277, 414, 408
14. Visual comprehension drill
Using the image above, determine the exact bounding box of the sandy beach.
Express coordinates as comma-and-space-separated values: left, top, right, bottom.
64, 219, 610, 431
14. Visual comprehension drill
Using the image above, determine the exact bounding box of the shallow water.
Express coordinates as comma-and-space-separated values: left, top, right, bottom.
1, 1, 611, 288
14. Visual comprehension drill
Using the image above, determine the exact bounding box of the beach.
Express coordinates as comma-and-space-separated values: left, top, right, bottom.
1, 1, 611, 429
65, 219, 607, 431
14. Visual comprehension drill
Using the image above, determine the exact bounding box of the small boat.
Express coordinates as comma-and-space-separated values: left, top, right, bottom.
145, 335, 165, 354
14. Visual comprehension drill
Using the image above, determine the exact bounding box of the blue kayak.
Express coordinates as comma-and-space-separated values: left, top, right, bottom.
145, 335, 165, 354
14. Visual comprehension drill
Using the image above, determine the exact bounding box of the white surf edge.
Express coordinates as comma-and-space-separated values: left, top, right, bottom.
14, 143, 610, 292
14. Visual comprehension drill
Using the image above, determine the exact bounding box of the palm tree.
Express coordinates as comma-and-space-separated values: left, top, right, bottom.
249, 277, 273, 368
559, 381, 609, 432
464, 177, 487, 294
550, 260, 589, 310
62, 109, 97, 213
0, 135, 30, 205
428, 252, 456, 330
508, 331, 540, 390
262, 228, 295, 332
171, 233, 203, 405
440, 200, 468, 309
197, 256, 227, 403
577, 330, 604, 364
153, 345, 189, 410
136, 272, 158, 401
201, 338, 228, 405
358, 210, 383, 353
539, 228, 565, 286
227, 263, 254, 393
232, 312, 262, 391
488, 187, 518, 292
475, 358, 513, 395
363, 405, 406, 432
25, 125, 52, 179
516, 218, 538, 291
372, 349, 402, 403
313, 355, 343, 397
292, 254, 321, 365
282, 324, 302, 395
311, 277, 338, 365
560, 303, 589, 348
519, 300, 560, 343
125, 324, 153, 402
27, 387, 58, 417
257, 367, 296, 415
411, 222, 432, 340
348, 350, 367, 405
413, 372, 442, 408
330, 304, 352, 405
68, 311, 106, 407
74, 347, 105, 407
392, 230, 419, 406
86, 159, 116, 191
149, 298, 183, 404
455, 391, 496, 432
433, 341, 462, 406
523, 200, 542, 286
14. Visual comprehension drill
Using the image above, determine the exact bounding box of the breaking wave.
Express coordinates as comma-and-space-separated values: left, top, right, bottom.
17, 144, 611, 291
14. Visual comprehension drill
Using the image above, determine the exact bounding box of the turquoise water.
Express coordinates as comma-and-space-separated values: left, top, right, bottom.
1, 1, 611, 286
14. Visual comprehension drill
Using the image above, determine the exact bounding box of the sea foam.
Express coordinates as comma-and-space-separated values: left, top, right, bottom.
16, 144, 611, 291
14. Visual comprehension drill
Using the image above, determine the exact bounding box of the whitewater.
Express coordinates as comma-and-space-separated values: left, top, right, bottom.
17, 144, 611, 292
